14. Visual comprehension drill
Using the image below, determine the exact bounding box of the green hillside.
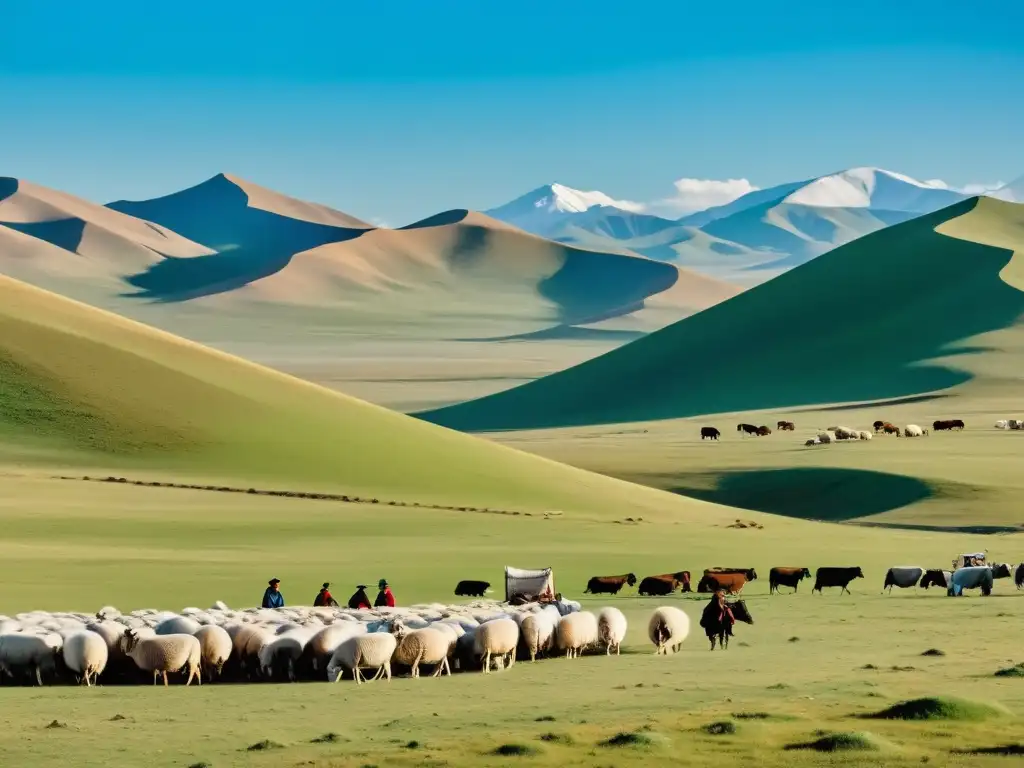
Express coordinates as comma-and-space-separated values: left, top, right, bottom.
419, 197, 1024, 431
0, 273, 727, 520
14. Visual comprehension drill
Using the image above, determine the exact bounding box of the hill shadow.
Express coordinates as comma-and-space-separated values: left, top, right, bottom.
668, 467, 933, 522
453, 326, 647, 343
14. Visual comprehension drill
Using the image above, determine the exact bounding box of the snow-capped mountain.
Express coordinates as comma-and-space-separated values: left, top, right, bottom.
779, 167, 968, 212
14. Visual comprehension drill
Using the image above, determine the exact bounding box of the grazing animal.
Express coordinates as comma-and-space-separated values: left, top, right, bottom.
812, 566, 865, 595
904, 424, 925, 437
701, 426, 721, 440
518, 614, 556, 662
597, 607, 628, 656
637, 572, 691, 596
882, 566, 924, 592
933, 419, 965, 431
920, 569, 952, 589
737, 423, 759, 436
390, 624, 452, 679
882, 423, 901, 436
648, 606, 690, 655
756, 425, 772, 436
990, 563, 1013, 579
873, 420, 885, 432
0, 633, 62, 686
473, 618, 519, 673
193, 625, 232, 682
698, 569, 756, 594
804, 438, 820, 446
995, 420, 1009, 430
857, 430, 873, 441
61, 631, 109, 687
769, 567, 812, 594
556, 611, 599, 659
584, 573, 636, 595
777, 421, 795, 431
947, 566, 993, 596
1015, 563, 1024, 589
817, 430, 836, 444
454, 580, 491, 597
832, 426, 859, 440
700, 598, 753, 650
121, 629, 201, 687
327, 632, 397, 683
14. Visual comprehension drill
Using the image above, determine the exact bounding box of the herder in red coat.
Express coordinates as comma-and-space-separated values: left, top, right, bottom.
375, 578, 396, 608
314, 582, 338, 607
347, 585, 371, 610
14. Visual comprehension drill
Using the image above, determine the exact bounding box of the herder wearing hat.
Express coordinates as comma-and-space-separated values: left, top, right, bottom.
262, 578, 285, 609
314, 582, 338, 608
347, 584, 371, 610
374, 578, 396, 608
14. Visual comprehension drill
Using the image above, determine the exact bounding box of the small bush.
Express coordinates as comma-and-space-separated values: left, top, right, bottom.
785, 732, 882, 752
600, 731, 658, 747
703, 721, 737, 735
310, 732, 343, 744
492, 743, 538, 756
955, 744, 1024, 756
45, 721, 67, 729
534, 715, 556, 722
767, 683, 790, 690
109, 714, 127, 722
732, 712, 770, 720
921, 648, 946, 657
994, 663, 1024, 678
405, 741, 420, 749
246, 740, 283, 751
868, 697, 1004, 721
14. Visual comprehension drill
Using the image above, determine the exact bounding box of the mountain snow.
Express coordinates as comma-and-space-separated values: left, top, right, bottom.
782, 167, 966, 211
532, 183, 642, 214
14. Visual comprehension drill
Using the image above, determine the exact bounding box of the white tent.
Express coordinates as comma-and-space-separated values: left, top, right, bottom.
505, 566, 555, 603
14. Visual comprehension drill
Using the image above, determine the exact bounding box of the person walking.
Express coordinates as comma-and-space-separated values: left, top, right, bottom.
374, 578, 396, 608
262, 578, 285, 609
313, 582, 338, 607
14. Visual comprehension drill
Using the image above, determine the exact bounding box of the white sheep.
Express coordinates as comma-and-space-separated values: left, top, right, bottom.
327, 633, 398, 684
556, 611, 598, 659
62, 631, 109, 686
304, 623, 367, 677
473, 618, 519, 673
121, 629, 201, 686
648, 606, 690, 655
817, 431, 836, 444
995, 420, 1009, 430
857, 430, 872, 440
518, 613, 556, 662
155, 615, 202, 636
598, 607, 627, 655
193, 625, 232, 681
832, 426, 858, 440
0, 633, 62, 685
390, 625, 451, 678
904, 424, 924, 437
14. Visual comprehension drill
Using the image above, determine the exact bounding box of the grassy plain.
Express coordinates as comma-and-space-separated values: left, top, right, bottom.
2, 477, 1024, 767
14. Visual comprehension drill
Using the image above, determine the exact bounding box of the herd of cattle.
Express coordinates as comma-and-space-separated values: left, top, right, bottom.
581, 561, 1024, 597
699, 419, 976, 442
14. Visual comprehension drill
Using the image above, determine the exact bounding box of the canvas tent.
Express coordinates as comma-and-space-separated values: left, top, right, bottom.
505, 566, 555, 603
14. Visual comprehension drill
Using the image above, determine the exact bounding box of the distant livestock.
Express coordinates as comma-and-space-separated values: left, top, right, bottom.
882, 566, 924, 592
701, 427, 721, 440
920, 570, 952, 589
812, 567, 865, 595
817, 431, 836, 444
584, 573, 636, 595
777, 421, 795, 431
873, 420, 886, 432
1015, 563, 1024, 589
454, 580, 491, 597
933, 419, 965, 431
648, 606, 690, 655
769, 567, 812, 594
996, 419, 1023, 430
698, 568, 757, 594
830, 426, 859, 440
881, 423, 901, 436
638, 572, 692, 596
737, 423, 760, 436
756, 425, 772, 436
990, 563, 1013, 580
904, 424, 926, 437
947, 566, 993, 596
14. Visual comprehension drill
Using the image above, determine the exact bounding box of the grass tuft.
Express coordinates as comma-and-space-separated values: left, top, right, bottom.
310, 732, 344, 744
492, 743, 539, 756
868, 697, 1004, 721
703, 721, 738, 735
538, 733, 574, 745
45, 721, 67, 729
785, 732, 883, 752
954, 744, 1024, 756
994, 663, 1024, 678
599, 731, 664, 748
921, 648, 946, 656
245, 740, 283, 751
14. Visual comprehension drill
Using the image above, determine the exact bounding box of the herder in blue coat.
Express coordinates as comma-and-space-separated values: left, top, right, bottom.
262, 577, 285, 608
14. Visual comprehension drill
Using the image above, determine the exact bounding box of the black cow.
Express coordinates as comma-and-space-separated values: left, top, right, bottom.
812, 566, 864, 595
920, 569, 950, 589
454, 580, 490, 597
769, 567, 812, 594
701, 427, 721, 441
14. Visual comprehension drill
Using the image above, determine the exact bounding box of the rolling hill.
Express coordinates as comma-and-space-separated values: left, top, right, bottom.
419, 197, 1024, 432
0, 272, 744, 520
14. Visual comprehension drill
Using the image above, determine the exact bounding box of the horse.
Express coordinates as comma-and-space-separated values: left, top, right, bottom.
700, 598, 753, 650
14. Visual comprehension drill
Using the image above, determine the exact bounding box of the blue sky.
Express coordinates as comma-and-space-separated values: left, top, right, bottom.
3, 1, 1022, 224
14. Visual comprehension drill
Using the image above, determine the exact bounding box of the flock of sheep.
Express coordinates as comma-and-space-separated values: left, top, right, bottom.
0, 601, 693, 687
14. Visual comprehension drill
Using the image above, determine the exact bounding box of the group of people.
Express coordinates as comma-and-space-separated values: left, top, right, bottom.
261, 578, 396, 610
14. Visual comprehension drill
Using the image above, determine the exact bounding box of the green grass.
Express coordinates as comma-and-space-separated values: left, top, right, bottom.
420, 197, 1024, 431
868, 697, 1006, 721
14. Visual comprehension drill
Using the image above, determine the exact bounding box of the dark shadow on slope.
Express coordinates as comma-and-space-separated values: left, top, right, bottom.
802, 393, 947, 413
1, 219, 87, 254
419, 199, 1024, 432
453, 326, 647, 343
110, 175, 369, 301
668, 468, 933, 522
399, 209, 471, 229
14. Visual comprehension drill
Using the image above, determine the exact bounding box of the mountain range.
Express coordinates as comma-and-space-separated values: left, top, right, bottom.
486, 168, 1021, 287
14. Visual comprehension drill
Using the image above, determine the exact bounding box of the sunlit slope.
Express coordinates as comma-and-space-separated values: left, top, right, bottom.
420, 198, 1024, 431
0, 274, 749, 520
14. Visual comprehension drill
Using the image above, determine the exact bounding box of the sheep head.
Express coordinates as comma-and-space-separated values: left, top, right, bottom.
120, 628, 140, 654
388, 619, 410, 639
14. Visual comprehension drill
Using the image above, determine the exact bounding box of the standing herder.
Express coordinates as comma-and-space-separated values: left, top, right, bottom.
262, 578, 285, 609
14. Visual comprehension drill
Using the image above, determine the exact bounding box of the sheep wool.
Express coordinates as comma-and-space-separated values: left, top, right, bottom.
328, 632, 398, 684
556, 611, 599, 659
193, 625, 232, 681
473, 618, 519, 673
519, 614, 555, 662
597, 607, 628, 655
62, 631, 109, 686
0, 633, 62, 686
390, 626, 452, 678
648, 606, 690, 655
122, 630, 202, 687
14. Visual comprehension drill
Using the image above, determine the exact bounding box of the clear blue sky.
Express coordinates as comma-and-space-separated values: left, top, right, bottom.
3, 1, 1022, 224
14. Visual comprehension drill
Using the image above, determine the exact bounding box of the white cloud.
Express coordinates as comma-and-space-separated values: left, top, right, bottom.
921, 178, 1010, 197
644, 177, 760, 217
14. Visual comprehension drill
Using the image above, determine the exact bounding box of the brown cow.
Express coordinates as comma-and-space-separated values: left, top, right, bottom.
638, 571, 692, 595
882, 423, 901, 436
698, 568, 757, 594
584, 573, 636, 594
756, 425, 772, 436
777, 421, 795, 431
